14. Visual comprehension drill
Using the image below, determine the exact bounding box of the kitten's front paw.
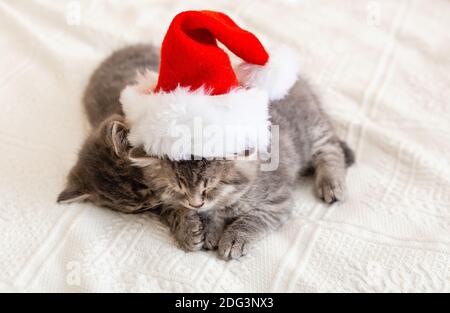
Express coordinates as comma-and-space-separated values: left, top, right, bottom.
175, 212, 204, 252
316, 172, 346, 204
218, 231, 250, 260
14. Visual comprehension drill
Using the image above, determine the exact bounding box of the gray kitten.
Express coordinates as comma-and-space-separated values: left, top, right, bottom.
57, 44, 163, 212
133, 77, 354, 260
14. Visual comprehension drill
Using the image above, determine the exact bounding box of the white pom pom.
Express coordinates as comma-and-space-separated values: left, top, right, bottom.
235, 45, 299, 101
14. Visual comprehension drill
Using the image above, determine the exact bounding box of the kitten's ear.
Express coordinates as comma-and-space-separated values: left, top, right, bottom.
110, 120, 130, 157
128, 146, 161, 168
57, 185, 89, 204
57, 170, 89, 204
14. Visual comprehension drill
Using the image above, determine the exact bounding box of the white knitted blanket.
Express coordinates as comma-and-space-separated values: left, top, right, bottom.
0, 0, 449, 292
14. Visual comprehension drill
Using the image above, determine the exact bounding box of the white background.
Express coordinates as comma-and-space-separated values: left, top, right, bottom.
0, 0, 449, 292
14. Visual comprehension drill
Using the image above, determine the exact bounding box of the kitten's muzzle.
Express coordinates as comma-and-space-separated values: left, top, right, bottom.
188, 201, 204, 209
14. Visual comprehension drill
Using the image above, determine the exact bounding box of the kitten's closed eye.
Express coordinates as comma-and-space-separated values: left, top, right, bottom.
220, 176, 249, 186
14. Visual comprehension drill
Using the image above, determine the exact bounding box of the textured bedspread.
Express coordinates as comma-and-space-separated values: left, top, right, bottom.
0, 0, 449, 292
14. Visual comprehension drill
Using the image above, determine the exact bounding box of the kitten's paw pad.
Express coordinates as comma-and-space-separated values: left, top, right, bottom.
218, 233, 250, 260
176, 213, 204, 252
316, 175, 346, 204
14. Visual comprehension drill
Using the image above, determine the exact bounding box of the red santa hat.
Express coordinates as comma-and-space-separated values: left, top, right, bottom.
120, 10, 299, 160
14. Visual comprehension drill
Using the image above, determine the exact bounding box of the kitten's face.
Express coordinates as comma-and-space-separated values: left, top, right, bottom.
145, 158, 258, 212
57, 115, 162, 213
167, 160, 230, 211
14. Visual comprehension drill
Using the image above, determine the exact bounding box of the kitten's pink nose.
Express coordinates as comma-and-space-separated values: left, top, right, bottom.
188, 201, 204, 209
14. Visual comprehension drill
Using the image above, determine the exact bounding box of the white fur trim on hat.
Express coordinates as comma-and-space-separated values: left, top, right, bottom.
235, 45, 299, 101
120, 71, 271, 160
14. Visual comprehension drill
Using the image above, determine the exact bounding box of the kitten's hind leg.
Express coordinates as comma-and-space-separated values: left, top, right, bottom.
313, 138, 354, 204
